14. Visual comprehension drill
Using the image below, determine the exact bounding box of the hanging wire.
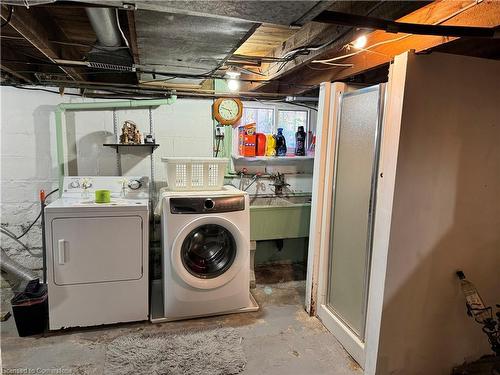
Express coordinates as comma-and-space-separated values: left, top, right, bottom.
1, 5, 13, 28
1, 228, 42, 258
115, 9, 130, 49
312, 34, 410, 65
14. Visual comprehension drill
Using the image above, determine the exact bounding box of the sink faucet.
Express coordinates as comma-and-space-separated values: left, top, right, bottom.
270, 173, 290, 195
239, 168, 262, 192
238, 168, 248, 190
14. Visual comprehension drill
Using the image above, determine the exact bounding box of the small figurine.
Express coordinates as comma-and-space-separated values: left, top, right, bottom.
119, 120, 141, 144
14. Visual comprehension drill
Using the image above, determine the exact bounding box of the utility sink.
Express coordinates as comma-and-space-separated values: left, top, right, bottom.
249, 194, 312, 241
250, 195, 312, 207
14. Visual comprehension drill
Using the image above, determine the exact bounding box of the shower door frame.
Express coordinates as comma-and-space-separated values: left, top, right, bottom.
307, 55, 409, 373
318, 83, 385, 366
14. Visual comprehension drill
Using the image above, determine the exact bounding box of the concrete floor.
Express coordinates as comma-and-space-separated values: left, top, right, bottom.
1, 269, 361, 375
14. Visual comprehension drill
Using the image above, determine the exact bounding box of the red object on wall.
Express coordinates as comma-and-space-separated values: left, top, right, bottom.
255, 133, 266, 156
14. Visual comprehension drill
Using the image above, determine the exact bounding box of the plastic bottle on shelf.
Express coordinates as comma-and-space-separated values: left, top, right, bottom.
275, 128, 287, 156
265, 134, 276, 156
295, 126, 306, 156
307, 135, 316, 157
255, 133, 267, 156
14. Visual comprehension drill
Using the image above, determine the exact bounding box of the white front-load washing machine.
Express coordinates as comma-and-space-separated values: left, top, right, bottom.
155, 186, 257, 321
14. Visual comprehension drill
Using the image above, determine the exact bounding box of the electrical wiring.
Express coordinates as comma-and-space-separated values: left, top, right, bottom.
15, 212, 42, 240
214, 137, 222, 157
306, 63, 353, 71
1, 228, 42, 258
283, 102, 318, 112
115, 9, 130, 49
140, 76, 178, 84
15, 188, 59, 240
249, 97, 318, 112
7, 85, 83, 96
3, 57, 317, 89
248, 2, 385, 77
0, 35, 131, 57
310, 0, 477, 68
312, 34, 410, 65
15, 70, 135, 77
1, 5, 13, 28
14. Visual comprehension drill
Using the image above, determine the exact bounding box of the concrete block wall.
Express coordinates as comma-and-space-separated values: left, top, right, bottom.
0, 87, 213, 272
1, 88, 62, 271
1, 86, 315, 274
64, 99, 213, 186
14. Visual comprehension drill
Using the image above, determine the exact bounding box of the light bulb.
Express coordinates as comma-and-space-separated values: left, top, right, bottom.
227, 79, 240, 92
226, 70, 241, 79
353, 35, 367, 49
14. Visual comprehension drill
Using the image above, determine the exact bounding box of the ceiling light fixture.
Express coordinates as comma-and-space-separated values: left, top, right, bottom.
352, 35, 367, 49
226, 68, 241, 79
227, 79, 240, 92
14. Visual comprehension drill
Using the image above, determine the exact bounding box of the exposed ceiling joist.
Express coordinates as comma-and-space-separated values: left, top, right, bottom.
0, 4, 84, 81
0, 64, 33, 83
239, 0, 428, 91
243, 0, 500, 94
313, 9, 499, 38
125, 11, 140, 66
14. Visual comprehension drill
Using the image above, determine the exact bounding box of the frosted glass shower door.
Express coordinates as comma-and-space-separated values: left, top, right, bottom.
317, 84, 383, 366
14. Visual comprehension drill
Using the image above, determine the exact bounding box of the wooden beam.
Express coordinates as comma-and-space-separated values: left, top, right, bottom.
239, 0, 424, 91
0, 64, 33, 83
242, 0, 500, 94
0, 5, 83, 81
280, 0, 500, 94
313, 10, 497, 38
125, 11, 140, 66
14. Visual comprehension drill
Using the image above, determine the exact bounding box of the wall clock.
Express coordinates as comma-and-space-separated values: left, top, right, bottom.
213, 98, 243, 126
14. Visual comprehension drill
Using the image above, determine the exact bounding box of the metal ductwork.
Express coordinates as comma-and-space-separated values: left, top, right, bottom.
84, 7, 135, 81
85, 7, 122, 49
1, 249, 38, 283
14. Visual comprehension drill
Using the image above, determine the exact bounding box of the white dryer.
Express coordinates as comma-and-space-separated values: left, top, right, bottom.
44, 176, 149, 330
155, 186, 257, 321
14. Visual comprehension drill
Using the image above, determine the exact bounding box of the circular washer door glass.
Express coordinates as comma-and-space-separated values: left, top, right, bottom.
181, 224, 237, 279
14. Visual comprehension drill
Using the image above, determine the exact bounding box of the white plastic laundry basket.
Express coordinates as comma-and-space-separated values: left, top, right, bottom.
161, 157, 229, 191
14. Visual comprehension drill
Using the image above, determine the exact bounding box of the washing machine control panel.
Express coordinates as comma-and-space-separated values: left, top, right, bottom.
170, 196, 245, 214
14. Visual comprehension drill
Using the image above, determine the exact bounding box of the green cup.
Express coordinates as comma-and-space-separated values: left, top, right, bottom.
95, 190, 111, 204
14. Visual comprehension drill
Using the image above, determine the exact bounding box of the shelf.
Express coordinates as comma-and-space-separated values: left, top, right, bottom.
103, 143, 159, 153
232, 155, 314, 162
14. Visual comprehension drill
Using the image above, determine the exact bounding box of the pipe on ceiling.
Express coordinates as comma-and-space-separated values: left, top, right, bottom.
85, 8, 122, 49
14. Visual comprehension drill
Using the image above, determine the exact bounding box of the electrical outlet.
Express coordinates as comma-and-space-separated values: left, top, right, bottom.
215, 126, 225, 140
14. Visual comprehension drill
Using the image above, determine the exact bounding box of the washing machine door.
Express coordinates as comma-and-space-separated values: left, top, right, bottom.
171, 216, 247, 289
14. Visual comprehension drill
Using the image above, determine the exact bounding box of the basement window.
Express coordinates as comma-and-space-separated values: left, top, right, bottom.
277, 110, 308, 151
237, 104, 312, 157
241, 107, 274, 133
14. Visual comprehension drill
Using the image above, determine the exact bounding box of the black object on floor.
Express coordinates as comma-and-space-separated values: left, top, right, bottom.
452, 355, 500, 375
11, 279, 48, 337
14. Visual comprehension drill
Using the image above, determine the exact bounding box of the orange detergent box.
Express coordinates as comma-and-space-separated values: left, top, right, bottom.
239, 123, 257, 157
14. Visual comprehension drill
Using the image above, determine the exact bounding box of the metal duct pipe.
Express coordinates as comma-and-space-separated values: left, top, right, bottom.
285, 96, 319, 103
1, 248, 37, 282
85, 8, 122, 49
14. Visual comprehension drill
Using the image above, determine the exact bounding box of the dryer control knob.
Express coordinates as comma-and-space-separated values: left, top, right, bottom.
128, 179, 142, 190
204, 199, 215, 210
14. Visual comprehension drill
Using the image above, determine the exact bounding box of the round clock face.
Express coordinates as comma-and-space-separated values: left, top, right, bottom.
219, 99, 240, 121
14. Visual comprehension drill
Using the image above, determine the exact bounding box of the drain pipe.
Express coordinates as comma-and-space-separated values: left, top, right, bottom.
85, 8, 122, 49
